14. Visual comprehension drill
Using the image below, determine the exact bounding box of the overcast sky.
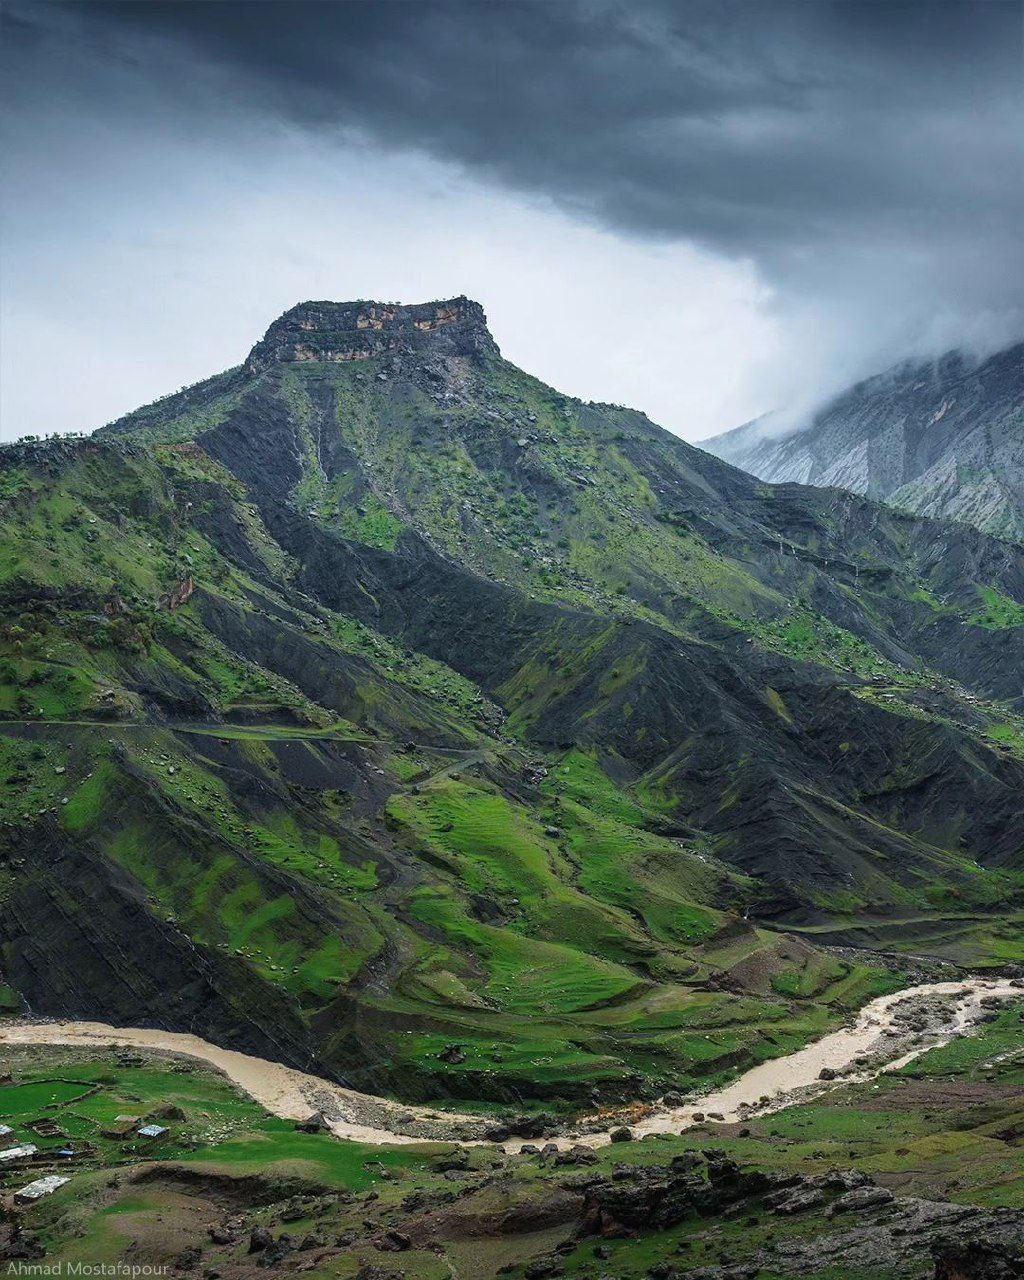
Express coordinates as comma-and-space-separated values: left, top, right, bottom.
2, 0, 1021, 443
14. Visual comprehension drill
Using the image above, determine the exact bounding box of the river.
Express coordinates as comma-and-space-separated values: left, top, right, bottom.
1, 977, 1020, 1151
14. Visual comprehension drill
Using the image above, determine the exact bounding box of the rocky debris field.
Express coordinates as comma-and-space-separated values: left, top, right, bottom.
6, 1148, 1020, 1280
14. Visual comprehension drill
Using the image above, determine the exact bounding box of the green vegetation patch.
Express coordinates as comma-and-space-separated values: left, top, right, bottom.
970, 585, 1024, 629
408, 885, 642, 1017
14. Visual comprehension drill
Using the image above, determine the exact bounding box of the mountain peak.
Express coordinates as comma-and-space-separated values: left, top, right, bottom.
245, 295, 497, 373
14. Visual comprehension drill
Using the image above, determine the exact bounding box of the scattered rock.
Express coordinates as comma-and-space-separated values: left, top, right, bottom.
0, 1231, 45, 1262
507, 1113, 557, 1140
207, 1226, 238, 1246
256, 1234, 295, 1268
767, 1186, 827, 1215
554, 1144, 599, 1167
248, 1228, 273, 1254
298, 1230, 327, 1251
297, 1111, 332, 1134
523, 1259, 565, 1278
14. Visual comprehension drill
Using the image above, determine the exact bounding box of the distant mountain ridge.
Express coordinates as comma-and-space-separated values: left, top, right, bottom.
703, 341, 1024, 540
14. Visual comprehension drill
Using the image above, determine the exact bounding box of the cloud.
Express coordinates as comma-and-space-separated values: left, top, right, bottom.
1, 0, 1021, 441
37, 1, 1021, 276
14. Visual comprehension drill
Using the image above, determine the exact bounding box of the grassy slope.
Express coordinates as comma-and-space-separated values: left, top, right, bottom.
222, 351, 1024, 955
0, 440, 905, 1103
277, 354, 1024, 672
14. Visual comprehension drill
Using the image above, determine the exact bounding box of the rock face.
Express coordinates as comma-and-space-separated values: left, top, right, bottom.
162, 574, 195, 610
244, 296, 496, 373
568, 1155, 1024, 1277
932, 1235, 1024, 1279
703, 341, 1024, 540
577, 1151, 772, 1235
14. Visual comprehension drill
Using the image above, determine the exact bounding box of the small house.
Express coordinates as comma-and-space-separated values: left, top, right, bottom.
137, 1124, 168, 1139
0, 1144, 38, 1162
101, 1117, 140, 1140
15, 1175, 70, 1202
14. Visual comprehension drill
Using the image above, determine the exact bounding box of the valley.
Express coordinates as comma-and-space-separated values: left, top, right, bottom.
1, 297, 1022, 1277
2, 985, 1023, 1279
3, 977, 1021, 1149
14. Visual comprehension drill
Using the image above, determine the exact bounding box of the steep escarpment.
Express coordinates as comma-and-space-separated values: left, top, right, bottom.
1, 297, 1022, 1102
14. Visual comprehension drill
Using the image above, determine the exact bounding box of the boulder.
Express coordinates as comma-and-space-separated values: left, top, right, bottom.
297, 1111, 332, 1134
248, 1228, 274, 1254
374, 1230, 411, 1253
828, 1186, 895, 1215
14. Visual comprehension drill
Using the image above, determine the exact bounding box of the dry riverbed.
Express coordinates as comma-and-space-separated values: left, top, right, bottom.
2, 977, 1021, 1151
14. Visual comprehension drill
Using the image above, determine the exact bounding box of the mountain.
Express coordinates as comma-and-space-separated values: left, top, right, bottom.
1, 297, 1023, 1104
703, 341, 1024, 540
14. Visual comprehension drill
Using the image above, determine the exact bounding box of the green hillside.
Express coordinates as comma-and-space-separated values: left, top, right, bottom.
1, 297, 1022, 1103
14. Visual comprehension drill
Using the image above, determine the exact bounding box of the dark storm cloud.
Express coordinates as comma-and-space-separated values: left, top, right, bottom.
16, 0, 1021, 294
2, 0, 1021, 442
